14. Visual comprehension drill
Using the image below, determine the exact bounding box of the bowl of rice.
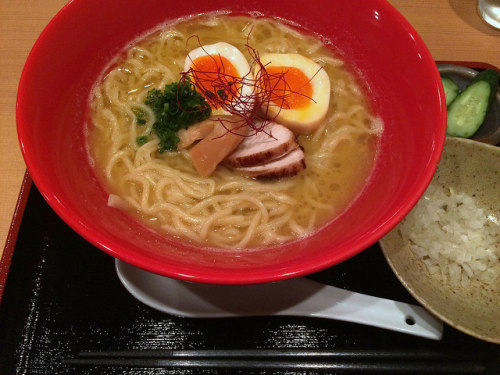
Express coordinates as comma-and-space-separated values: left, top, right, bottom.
380, 137, 500, 343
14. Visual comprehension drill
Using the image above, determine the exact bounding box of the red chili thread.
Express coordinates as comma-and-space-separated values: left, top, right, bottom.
177, 30, 321, 139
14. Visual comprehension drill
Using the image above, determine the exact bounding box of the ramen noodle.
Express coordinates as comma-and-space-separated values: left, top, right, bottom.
87, 15, 382, 249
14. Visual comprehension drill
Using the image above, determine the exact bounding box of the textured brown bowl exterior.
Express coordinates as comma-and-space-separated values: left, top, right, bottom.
380, 137, 500, 344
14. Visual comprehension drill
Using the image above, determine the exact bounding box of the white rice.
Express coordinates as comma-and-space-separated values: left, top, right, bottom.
399, 183, 500, 287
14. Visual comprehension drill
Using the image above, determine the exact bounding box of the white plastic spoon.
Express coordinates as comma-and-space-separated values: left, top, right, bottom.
115, 259, 443, 340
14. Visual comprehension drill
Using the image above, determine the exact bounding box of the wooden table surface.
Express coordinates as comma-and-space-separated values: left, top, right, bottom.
0, 0, 499, 260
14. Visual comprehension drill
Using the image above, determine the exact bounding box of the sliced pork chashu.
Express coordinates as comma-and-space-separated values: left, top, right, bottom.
225, 122, 299, 168
235, 147, 306, 179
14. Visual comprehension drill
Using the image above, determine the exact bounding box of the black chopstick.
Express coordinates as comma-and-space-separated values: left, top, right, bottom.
62, 357, 485, 373
61, 349, 489, 373
75, 348, 465, 360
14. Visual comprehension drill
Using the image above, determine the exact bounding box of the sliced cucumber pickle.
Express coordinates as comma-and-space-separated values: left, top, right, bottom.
441, 76, 459, 106
446, 69, 499, 138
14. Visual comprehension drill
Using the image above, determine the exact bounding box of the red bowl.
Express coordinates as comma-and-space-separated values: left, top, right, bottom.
17, 0, 446, 284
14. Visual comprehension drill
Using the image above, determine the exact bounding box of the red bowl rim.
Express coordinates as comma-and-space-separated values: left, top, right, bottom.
16, 0, 447, 284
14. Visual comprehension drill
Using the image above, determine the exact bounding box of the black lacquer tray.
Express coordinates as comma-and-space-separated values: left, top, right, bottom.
0, 173, 498, 375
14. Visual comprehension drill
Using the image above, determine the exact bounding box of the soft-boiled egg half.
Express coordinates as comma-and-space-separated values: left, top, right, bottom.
256, 54, 330, 134
184, 42, 255, 116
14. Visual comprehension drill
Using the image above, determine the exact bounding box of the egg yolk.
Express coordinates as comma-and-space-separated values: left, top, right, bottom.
190, 55, 240, 107
265, 66, 313, 109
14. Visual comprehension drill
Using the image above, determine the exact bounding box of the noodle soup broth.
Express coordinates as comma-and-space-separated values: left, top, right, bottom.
87, 15, 381, 249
